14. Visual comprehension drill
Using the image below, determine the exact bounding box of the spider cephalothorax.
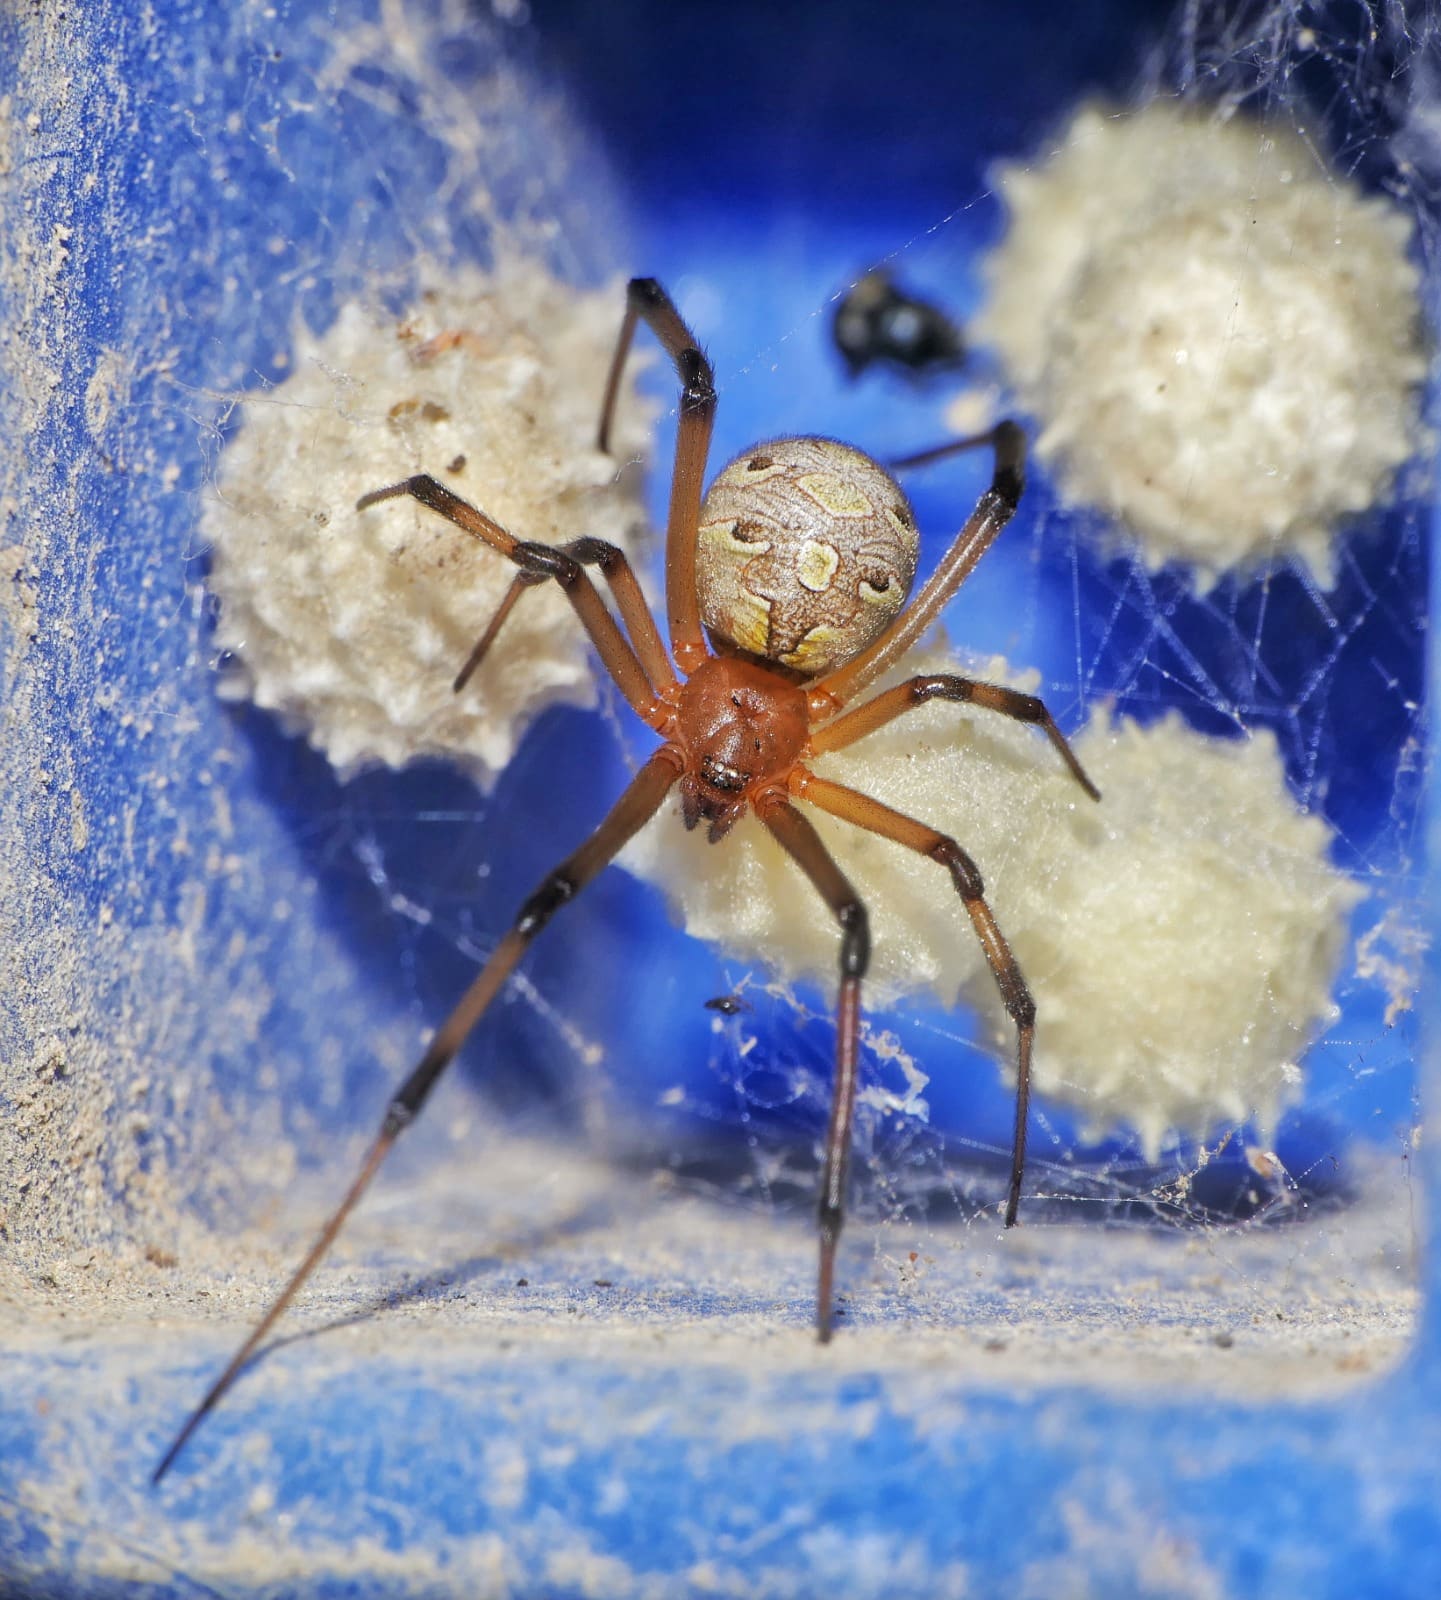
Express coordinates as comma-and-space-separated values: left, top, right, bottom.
673, 654, 809, 842
157, 276, 1099, 1483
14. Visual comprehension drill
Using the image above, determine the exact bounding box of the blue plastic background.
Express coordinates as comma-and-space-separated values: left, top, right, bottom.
0, 0, 1436, 1594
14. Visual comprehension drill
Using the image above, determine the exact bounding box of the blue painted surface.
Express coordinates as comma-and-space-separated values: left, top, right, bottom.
1, 0, 1436, 1594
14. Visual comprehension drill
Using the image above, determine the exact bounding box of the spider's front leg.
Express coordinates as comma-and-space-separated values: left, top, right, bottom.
452, 535, 673, 695
596, 277, 717, 675
356, 474, 673, 726
755, 794, 871, 1343
458, 276, 719, 689
808, 421, 1026, 712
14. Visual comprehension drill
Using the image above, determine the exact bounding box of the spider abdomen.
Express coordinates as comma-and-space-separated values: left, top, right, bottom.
697, 437, 919, 677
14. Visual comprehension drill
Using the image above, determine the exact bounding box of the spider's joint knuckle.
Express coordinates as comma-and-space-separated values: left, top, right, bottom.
1010, 986, 1037, 1029
934, 839, 983, 898
991, 465, 1023, 506
575, 537, 620, 570
383, 1099, 418, 1136
913, 676, 961, 704
517, 872, 577, 937
995, 418, 1025, 453
838, 899, 870, 977
516, 541, 579, 586
682, 379, 715, 414
679, 347, 715, 400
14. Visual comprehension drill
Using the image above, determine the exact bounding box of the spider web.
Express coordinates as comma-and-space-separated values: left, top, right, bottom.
8, 0, 1423, 1347
7, 0, 1434, 1589
298, 0, 1431, 1285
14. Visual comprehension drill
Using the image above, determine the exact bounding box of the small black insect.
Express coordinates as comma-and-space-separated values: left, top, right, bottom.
832, 269, 965, 380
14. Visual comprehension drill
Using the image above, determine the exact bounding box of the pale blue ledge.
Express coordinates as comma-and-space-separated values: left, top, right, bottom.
0, 1, 1436, 1596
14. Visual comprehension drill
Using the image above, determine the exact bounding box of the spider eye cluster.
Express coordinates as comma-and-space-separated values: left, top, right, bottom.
696, 436, 919, 677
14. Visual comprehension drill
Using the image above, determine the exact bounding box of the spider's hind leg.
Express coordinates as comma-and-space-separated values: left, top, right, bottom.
794, 769, 1037, 1228
755, 795, 871, 1343
152, 748, 682, 1484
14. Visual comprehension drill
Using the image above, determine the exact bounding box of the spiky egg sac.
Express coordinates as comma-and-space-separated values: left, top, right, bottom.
624, 643, 1362, 1158
975, 102, 1427, 590
204, 261, 654, 781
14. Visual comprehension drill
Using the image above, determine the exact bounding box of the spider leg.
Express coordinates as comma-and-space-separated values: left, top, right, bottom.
755, 795, 870, 1344
454, 535, 676, 696
807, 421, 1025, 715
596, 278, 716, 675
888, 427, 1011, 473
357, 475, 670, 728
811, 674, 1100, 801
453, 570, 532, 693
792, 770, 1036, 1228
152, 748, 682, 1485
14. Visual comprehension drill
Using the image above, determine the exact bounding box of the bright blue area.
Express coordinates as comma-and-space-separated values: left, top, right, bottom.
2, 0, 1437, 1593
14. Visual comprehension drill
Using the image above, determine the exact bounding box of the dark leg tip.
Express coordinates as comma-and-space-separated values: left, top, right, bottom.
816, 1229, 840, 1343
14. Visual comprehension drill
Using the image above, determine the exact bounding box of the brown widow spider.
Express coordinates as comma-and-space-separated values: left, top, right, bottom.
155, 277, 1099, 1482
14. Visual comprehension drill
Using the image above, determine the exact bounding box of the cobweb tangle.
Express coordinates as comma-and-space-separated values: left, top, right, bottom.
196, 2, 1435, 1291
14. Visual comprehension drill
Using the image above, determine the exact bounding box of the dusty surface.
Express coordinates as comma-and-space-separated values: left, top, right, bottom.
0, 1124, 1420, 1594
3, 1125, 1419, 1402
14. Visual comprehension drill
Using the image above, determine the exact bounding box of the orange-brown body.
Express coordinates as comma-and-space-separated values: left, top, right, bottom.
153, 275, 1087, 1485
671, 654, 810, 841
